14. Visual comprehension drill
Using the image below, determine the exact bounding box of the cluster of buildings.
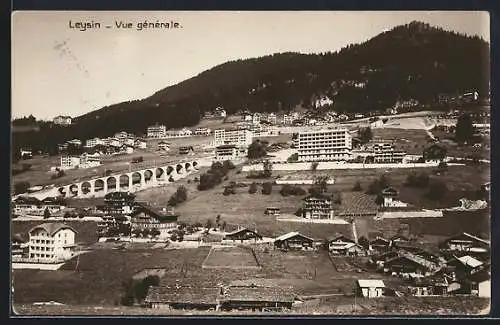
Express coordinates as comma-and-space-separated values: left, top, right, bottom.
84, 132, 147, 151
12, 196, 66, 217
52, 115, 72, 126
352, 142, 407, 164
203, 106, 227, 119
59, 152, 101, 170
146, 124, 212, 139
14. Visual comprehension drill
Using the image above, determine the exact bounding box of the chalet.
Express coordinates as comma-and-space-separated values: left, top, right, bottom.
327, 234, 366, 256
369, 236, 391, 253
274, 232, 314, 251
220, 286, 295, 312
462, 269, 491, 298
380, 187, 408, 208
12, 196, 66, 217
145, 285, 219, 310
302, 194, 335, 220
390, 235, 410, 245
53, 115, 72, 126
224, 228, 263, 242
444, 232, 490, 254
264, 207, 280, 216
383, 251, 440, 277
130, 203, 178, 238
179, 146, 194, 155
423, 144, 447, 162
447, 255, 485, 278
370, 250, 400, 269
158, 141, 170, 151
356, 279, 385, 298
121, 145, 134, 154
407, 274, 450, 296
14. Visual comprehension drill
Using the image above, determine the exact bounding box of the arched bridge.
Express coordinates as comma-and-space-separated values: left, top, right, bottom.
56, 160, 199, 199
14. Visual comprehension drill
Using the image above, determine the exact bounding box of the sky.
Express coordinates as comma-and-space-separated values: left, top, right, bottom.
11, 11, 490, 120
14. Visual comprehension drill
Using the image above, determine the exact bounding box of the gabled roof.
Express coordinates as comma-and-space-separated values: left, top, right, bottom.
13, 196, 41, 205
275, 232, 314, 242
447, 232, 490, 246
131, 203, 178, 222
381, 187, 399, 197
29, 223, 77, 236
328, 233, 355, 243
357, 279, 385, 288
223, 286, 295, 303
455, 255, 483, 269
225, 228, 261, 237
370, 236, 390, 245
145, 286, 219, 305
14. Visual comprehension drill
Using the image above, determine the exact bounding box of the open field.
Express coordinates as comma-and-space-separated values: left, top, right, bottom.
202, 246, 260, 269
13, 244, 401, 307
13, 296, 490, 316
11, 220, 99, 245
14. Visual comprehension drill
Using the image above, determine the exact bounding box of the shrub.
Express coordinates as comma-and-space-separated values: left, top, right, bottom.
261, 182, 273, 195
248, 182, 258, 194
352, 181, 362, 191
14, 181, 30, 195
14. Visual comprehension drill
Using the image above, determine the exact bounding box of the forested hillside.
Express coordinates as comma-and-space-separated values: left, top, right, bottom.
12, 21, 490, 155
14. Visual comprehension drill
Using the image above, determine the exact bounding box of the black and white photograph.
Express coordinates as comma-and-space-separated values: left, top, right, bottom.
11, 11, 491, 316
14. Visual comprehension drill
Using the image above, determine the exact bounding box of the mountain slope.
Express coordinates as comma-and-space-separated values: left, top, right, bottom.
13, 21, 490, 153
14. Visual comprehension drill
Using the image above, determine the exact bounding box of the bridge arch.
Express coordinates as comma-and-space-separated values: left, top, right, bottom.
69, 184, 79, 197
131, 172, 142, 186
185, 162, 192, 172
81, 181, 92, 194
166, 166, 174, 175
144, 169, 154, 183
107, 176, 117, 192
119, 174, 129, 190
94, 179, 105, 193
156, 167, 165, 181
176, 164, 183, 174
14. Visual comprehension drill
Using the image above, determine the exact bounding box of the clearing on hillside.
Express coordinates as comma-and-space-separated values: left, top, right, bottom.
202, 246, 261, 270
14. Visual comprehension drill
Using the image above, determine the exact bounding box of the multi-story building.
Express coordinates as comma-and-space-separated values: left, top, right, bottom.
214, 144, 248, 161
28, 223, 77, 261
302, 194, 336, 219
60, 155, 81, 169
282, 114, 293, 125
194, 127, 212, 136
214, 128, 253, 147
147, 124, 167, 138
252, 113, 261, 125
53, 115, 72, 126
85, 137, 105, 148
165, 128, 192, 138
60, 153, 101, 170
371, 143, 406, 163
297, 127, 352, 162
267, 113, 277, 125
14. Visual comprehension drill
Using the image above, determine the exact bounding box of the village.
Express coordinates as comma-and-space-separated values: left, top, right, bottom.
11, 100, 491, 315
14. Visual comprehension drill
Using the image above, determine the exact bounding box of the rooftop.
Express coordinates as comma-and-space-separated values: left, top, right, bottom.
28, 223, 77, 236
357, 279, 385, 288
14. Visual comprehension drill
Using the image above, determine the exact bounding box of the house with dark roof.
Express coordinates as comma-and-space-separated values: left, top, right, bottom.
274, 232, 315, 251
144, 285, 220, 310
369, 236, 391, 253
223, 228, 263, 242
446, 255, 485, 279
220, 286, 296, 311
383, 250, 441, 277
337, 192, 378, 218
130, 203, 178, 238
28, 223, 77, 261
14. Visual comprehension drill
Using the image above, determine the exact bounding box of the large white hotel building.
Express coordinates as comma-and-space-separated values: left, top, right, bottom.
297, 127, 352, 162
213, 128, 253, 147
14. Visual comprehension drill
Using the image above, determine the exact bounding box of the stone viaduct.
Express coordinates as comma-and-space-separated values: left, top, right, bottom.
56, 160, 199, 199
